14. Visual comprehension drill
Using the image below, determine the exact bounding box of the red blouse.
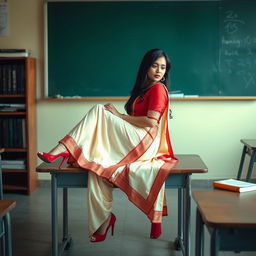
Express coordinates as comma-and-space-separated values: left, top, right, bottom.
132, 83, 168, 122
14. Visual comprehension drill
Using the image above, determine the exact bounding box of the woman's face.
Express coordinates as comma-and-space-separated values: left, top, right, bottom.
147, 56, 167, 84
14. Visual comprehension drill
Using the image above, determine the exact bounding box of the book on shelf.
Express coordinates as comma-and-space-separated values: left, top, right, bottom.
213, 178, 256, 193
0, 63, 25, 94
0, 103, 25, 112
1, 164, 26, 170
1, 159, 26, 170
22, 118, 27, 148
2, 159, 26, 165
0, 49, 28, 53
0, 49, 31, 57
0, 107, 23, 112
0, 117, 27, 148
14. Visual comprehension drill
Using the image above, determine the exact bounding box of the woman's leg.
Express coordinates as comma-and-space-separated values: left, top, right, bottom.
60, 104, 149, 169
150, 184, 165, 239
48, 143, 67, 155
87, 171, 114, 237
151, 184, 165, 222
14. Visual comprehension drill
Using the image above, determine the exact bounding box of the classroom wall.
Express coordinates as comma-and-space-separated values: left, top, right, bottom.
1, 0, 256, 180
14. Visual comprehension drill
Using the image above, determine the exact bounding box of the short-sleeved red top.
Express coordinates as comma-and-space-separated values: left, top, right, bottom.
132, 83, 168, 122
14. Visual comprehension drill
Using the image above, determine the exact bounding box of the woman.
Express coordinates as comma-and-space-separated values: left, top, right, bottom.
37, 49, 178, 242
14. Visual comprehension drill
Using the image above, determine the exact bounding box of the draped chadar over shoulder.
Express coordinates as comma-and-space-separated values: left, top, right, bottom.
60, 83, 178, 223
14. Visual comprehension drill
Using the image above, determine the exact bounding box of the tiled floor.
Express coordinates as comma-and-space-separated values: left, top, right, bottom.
3, 180, 256, 256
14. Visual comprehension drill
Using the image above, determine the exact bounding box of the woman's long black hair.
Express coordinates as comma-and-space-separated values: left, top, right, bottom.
124, 49, 171, 115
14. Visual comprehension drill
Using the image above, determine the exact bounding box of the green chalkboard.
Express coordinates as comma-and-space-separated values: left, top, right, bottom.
46, 1, 256, 97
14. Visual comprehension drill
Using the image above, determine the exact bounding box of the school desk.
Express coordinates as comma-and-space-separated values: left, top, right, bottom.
193, 190, 256, 256
36, 154, 208, 256
237, 139, 256, 181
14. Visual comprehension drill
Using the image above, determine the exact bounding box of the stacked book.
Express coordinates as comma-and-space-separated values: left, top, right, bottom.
1, 159, 26, 170
0, 49, 31, 57
0, 103, 25, 112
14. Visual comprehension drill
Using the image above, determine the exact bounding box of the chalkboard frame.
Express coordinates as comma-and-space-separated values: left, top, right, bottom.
43, 0, 256, 100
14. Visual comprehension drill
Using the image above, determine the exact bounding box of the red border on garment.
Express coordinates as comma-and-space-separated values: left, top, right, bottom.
59, 125, 158, 179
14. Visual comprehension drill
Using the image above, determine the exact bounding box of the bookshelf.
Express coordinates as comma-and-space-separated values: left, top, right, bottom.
0, 57, 38, 194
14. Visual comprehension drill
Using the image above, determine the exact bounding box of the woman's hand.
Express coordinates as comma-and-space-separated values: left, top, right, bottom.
104, 103, 121, 118
104, 103, 158, 128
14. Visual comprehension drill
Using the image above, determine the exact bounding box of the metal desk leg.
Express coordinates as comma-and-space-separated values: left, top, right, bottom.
3, 212, 12, 256
51, 175, 73, 256
63, 188, 68, 241
62, 188, 72, 250
0, 223, 5, 256
237, 145, 247, 180
51, 174, 58, 256
210, 229, 219, 256
174, 188, 184, 251
175, 174, 191, 256
179, 187, 184, 239
246, 151, 256, 181
195, 208, 204, 256
184, 175, 191, 256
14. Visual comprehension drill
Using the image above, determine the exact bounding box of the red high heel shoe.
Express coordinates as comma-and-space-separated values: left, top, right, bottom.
90, 213, 116, 243
37, 150, 70, 168
150, 223, 162, 239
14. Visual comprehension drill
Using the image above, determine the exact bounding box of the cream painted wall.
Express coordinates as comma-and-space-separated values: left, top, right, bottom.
1, 0, 256, 180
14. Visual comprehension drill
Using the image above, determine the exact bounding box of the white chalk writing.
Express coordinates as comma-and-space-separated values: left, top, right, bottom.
224, 10, 245, 35
220, 9, 256, 91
